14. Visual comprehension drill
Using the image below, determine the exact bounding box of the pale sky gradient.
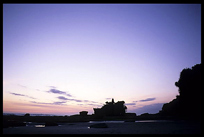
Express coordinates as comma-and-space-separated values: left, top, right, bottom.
3, 4, 201, 115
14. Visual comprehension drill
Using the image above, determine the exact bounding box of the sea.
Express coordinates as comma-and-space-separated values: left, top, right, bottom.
3, 113, 174, 123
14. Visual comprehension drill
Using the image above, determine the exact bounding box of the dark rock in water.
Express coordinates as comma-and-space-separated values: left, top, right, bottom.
45, 122, 58, 126
89, 123, 108, 128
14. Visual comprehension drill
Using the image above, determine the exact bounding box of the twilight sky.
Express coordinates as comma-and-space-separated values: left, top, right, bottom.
3, 4, 201, 115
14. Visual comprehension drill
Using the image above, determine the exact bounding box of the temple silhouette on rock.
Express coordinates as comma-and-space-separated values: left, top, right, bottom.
93, 98, 128, 118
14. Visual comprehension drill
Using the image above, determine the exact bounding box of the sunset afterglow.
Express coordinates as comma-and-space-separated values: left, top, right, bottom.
3, 4, 201, 115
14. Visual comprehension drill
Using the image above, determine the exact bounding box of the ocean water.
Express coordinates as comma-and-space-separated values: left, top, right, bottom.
135, 120, 174, 123
89, 121, 124, 123
89, 120, 173, 123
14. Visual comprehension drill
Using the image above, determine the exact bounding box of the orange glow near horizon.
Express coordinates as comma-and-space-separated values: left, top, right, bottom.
3, 100, 90, 115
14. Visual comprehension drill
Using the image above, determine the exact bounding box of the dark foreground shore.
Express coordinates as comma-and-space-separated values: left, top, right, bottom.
3, 121, 201, 134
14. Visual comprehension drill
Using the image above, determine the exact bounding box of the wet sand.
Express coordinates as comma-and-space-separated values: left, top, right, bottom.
3, 121, 201, 134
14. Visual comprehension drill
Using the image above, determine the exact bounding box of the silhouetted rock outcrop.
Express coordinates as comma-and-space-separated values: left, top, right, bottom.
24, 113, 30, 117
93, 98, 127, 118
79, 111, 88, 116
160, 63, 201, 120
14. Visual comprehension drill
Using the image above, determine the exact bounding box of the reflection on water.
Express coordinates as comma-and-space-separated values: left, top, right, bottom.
136, 120, 159, 123
27, 120, 172, 128
35, 125, 45, 128
27, 122, 63, 128
89, 121, 124, 123
136, 120, 173, 122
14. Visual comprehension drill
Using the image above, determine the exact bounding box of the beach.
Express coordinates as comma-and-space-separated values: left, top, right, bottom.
3, 120, 201, 134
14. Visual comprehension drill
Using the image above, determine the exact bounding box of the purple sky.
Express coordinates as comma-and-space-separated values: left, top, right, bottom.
3, 4, 201, 115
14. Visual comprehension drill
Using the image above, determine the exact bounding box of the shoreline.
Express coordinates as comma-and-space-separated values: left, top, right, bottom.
3, 120, 201, 134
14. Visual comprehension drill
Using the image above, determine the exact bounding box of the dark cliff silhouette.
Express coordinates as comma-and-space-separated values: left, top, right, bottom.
160, 63, 201, 120
93, 98, 127, 118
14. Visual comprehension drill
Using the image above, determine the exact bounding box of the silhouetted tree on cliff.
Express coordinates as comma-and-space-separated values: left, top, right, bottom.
161, 63, 201, 120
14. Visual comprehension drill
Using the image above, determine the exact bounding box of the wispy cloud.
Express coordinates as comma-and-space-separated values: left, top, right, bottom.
125, 103, 136, 106
57, 96, 101, 105
18, 84, 27, 88
10, 92, 25, 96
57, 96, 82, 102
18, 84, 43, 92
30, 101, 66, 105
139, 97, 156, 102
82, 99, 98, 104
131, 103, 164, 115
10, 92, 36, 99
47, 88, 72, 97
53, 101, 67, 105
57, 96, 69, 100
30, 101, 51, 105
89, 101, 98, 103
48, 86, 57, 89
73, 99, 82, 102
